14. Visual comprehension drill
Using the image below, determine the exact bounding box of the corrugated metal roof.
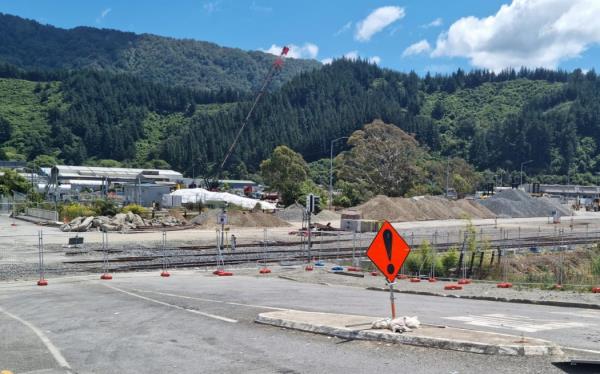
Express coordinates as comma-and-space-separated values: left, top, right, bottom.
53, 165, 183, 180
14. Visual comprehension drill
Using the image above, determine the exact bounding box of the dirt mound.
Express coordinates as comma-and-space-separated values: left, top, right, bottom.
355, 195, 496, 222
314, 209, 340, 222
275, 202, 308, 222
192, 209, 290, 228
480, 189, 571, 218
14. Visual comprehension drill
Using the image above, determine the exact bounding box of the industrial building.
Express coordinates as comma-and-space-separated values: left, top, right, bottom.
45, 165, 184, 201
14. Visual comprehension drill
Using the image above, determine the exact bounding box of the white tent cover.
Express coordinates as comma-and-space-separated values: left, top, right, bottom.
169, 188, 276, 210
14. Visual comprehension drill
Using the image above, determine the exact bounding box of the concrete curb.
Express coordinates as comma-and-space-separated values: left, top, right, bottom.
256, 311, 563, 356
366, 287, 600, 310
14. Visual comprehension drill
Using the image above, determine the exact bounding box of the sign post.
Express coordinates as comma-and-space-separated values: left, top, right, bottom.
366, 221, 411, 320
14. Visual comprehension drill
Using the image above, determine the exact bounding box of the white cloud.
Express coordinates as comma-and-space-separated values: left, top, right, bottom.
369, 56, 381, 65
334, 21, 352, 36
262, 43, 319, 59
355, 6, 405, 42
402, 40, 431, 57
96, 8, 111, 24
340, 51, 379, 64
321, 58, 334, 65
344, 50, 359, 60
432, 0, 600, 71
422, 17, 443, 28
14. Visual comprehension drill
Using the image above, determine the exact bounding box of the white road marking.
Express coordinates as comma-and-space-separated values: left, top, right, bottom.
561, 346, 600, 355
550, 310, 600, 320
131, 288, 288, 311
443, 313, 587, 333
0, 306, 71, 370
103, 285, 238, 323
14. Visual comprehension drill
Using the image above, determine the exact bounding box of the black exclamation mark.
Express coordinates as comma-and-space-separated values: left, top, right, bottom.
383, 230, 394, 274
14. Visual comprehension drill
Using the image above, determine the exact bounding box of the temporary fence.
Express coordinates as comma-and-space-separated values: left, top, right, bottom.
0, 220, 599, 290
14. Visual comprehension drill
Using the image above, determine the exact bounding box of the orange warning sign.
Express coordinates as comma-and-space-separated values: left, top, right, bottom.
366, 221, 411, 283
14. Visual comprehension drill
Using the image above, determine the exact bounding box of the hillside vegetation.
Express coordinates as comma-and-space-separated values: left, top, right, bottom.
0, 13, 320, 92
1, 54, 600, 187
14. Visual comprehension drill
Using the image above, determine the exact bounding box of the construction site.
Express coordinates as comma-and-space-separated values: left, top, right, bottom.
2, 3, 600, 372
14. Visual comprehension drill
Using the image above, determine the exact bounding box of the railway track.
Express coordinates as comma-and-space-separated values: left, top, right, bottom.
60, 231, 600, 274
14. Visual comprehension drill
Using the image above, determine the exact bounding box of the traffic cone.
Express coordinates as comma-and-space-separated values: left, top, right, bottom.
428, 277, 437, 282
457, 278, 471, 285
410, 277, 421, 283
496, 282, 512, 288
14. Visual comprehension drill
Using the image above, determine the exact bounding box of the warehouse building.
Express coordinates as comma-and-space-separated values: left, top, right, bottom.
46, 165, 183, 200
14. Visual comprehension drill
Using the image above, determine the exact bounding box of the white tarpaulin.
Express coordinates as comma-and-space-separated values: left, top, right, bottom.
169, 188, 276, 210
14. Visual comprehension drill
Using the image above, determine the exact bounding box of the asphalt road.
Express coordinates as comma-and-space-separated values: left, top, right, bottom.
0, 271, 599, 373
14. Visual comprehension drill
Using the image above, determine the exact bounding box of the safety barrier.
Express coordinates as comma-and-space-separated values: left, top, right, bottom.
25, 208, 59, 222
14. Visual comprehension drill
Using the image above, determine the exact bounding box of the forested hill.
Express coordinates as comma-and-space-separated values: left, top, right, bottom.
1, 58, 600, 183
0, 13, 320, 92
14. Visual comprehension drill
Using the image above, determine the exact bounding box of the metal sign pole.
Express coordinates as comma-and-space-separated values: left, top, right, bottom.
388, 281, 396, 319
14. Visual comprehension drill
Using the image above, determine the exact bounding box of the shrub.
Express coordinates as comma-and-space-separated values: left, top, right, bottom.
121, 204, 147, 216
61, 203, 95, 220
442, 247, 459, 275
92, 199, 118, 216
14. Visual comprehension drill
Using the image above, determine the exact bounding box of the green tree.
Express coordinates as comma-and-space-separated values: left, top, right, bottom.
338, 120, 426, 198
0, 168, 31, 196
0, 117, 12, 143
260, 145, 309, 205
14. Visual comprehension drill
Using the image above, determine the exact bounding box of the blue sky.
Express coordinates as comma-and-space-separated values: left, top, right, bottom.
1, 0, 600, 74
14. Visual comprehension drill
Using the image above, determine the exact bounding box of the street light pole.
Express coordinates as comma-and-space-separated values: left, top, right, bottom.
520, 160, 533, 187
329, 136, 349, 210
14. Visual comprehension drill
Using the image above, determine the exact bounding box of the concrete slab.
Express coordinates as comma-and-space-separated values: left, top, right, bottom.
255, 310, 564, 356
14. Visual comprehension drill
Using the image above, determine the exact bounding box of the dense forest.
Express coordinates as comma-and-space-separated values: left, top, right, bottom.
0, 13, 320, 92
2, 14, 600, 187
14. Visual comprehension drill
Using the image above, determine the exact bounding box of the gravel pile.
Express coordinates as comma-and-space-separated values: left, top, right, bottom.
275, 203, 312, 222
192, 209, 290, 228
314, 209, 341, 222
479, 189, 571, 218
355, 195, 496, 221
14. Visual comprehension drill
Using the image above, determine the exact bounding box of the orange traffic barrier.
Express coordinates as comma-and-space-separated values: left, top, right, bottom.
444, 284, 463, 290
409, 278, 421, 283
496, 282, 512, 288
592, 287, 600, 293
457, 278, 471, 285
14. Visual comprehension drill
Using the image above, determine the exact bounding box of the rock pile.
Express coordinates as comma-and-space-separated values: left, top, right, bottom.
479, 189, 571, 218
60, 212, 184, 232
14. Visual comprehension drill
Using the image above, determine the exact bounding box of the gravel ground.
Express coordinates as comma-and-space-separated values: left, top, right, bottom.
263, 267, 600, 307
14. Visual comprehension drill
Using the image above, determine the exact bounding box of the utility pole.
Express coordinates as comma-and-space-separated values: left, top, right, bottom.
445, 156, 450, 197
329, 137, 348, 210
520, 160, 533, 187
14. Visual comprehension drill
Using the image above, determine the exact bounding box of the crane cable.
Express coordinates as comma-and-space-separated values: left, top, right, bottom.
217, 46, 290, 173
